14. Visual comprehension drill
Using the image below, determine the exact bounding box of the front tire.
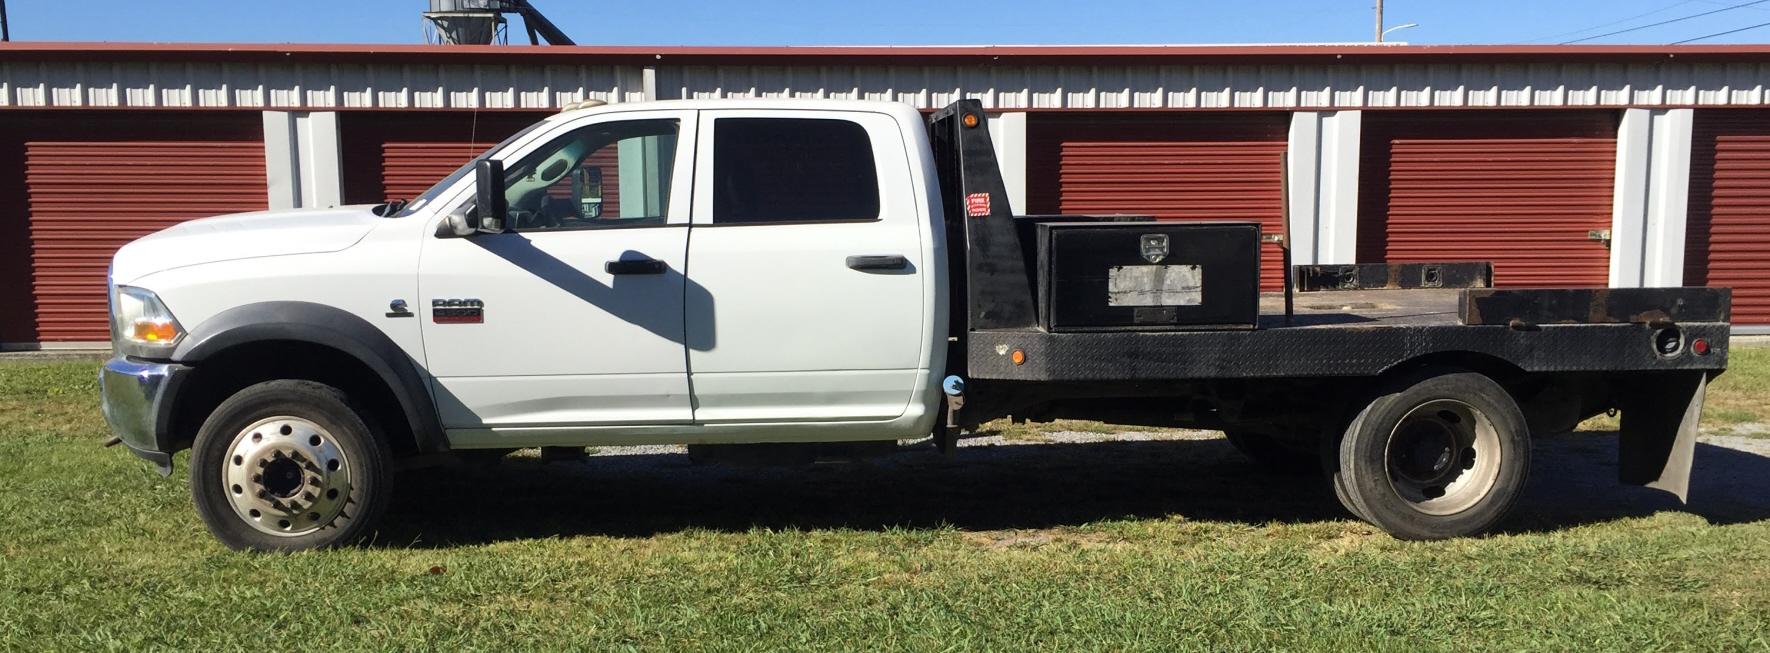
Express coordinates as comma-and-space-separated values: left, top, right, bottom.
1333, 369, 1530, 540
190, 380, 393, 552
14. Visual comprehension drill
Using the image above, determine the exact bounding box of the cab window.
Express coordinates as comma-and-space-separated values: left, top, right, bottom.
711, 118, 879, 224
500, 118, 679, 232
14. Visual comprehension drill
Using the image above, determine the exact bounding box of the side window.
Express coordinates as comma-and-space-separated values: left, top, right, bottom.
501, 118, 678, 232
712, 118, 879, 224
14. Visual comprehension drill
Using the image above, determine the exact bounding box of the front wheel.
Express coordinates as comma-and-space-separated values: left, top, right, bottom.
1333, 369, 1530, 540
190, 380, 393, 552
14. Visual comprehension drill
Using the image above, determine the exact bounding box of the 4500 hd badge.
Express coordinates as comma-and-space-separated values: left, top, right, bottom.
432, 298, 485, 324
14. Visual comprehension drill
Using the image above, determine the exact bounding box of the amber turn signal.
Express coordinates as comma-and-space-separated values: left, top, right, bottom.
131, 319, 180, 343
962, 113, 980, 128
1011, 349, 1026, 365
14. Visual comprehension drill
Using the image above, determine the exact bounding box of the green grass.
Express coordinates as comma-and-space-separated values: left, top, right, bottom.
1705, 347, 1770, 432
1, 357, 1768, 651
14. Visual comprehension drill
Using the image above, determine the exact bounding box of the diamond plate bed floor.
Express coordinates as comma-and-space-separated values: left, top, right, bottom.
1257, 289, 1465, 329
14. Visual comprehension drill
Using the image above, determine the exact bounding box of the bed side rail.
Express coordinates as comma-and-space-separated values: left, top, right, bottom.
1459, 287, 1732, 327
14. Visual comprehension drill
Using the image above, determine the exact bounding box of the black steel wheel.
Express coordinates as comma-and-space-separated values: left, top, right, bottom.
1333, 368, 1530, 540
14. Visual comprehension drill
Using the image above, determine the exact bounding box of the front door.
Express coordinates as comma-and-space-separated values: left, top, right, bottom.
419, 110, 698, 428
685, 110, 927, 422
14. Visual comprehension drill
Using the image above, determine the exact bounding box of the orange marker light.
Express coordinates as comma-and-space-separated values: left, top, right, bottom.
131, 320, 179, 343
1011, 349, 1026, 366
962, 113, 980, 128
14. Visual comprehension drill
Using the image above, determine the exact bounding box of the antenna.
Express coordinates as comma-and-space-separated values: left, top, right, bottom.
2, 0, 11, 42
423, 0, 574, 46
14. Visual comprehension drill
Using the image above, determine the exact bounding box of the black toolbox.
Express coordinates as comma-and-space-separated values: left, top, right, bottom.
1035, 221, 1262, 331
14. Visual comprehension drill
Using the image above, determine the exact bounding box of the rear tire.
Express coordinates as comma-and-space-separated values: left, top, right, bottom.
1223, 430, 1318, 474
1330, 465, 1371, 522
1334, 369, 1530, 540
190, 380, 393, 552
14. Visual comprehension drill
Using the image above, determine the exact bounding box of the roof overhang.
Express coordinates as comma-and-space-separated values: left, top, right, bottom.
3, 42, 1770, 66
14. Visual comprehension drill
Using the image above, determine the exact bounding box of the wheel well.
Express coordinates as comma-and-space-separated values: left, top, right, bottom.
168, 340, 419, 457
1381, 351, 1527, 387
1380, 351, 1605, 436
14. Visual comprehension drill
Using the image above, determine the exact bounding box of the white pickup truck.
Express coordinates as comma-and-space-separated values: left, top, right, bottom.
101, 99, 1729, 551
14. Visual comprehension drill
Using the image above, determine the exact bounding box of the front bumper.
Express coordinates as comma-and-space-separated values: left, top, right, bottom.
98, 356, 190, 475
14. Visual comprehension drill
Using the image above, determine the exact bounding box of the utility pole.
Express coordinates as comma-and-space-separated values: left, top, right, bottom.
1374, 0, 1385, 42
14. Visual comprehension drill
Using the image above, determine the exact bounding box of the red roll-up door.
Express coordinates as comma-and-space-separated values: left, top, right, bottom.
1358, 111, 1619, 288
340, 112, 551, 205
1028, 113, 1292, 290
0, 112, 266, 343
1686, 110, 1770, 325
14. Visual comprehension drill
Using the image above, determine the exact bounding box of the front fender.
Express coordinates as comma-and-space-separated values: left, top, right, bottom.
170, 301, 446, 453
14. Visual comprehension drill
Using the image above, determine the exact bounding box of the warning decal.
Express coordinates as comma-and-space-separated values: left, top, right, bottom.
965, 193, 992, 217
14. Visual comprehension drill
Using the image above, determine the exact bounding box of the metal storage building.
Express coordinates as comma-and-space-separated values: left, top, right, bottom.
3, 42, 1770, 346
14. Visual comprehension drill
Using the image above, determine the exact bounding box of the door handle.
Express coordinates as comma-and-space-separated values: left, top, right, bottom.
605, 258, 667, 275
846, 255, 909, 271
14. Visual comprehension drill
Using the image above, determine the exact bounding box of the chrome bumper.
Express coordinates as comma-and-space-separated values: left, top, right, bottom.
98, 356, 189, 475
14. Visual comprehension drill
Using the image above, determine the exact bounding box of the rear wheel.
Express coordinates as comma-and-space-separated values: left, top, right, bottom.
190, 380, 393, 552
1330, 463, 1371, 522
1333, 369, 1530, 540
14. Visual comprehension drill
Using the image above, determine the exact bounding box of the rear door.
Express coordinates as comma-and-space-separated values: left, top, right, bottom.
685, 110, 926, 422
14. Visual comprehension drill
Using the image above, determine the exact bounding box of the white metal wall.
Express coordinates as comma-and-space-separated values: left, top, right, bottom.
657, 61, 1770, 110
262, 111, 344, 211
0, 61, 646, 110
4, 59, 1770, 111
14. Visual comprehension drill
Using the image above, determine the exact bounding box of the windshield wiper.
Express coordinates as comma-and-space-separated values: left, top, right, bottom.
372, 199, 409, 217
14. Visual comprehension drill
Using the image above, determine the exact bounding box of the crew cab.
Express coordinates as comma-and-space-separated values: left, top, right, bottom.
99, 99, 1730, 551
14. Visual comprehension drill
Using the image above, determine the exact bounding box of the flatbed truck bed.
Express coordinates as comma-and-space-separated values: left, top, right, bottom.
963, 286, 1729, 382
929, 99, 1727, 539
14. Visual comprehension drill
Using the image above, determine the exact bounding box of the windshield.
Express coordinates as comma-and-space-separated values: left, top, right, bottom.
392, 119, 552, 217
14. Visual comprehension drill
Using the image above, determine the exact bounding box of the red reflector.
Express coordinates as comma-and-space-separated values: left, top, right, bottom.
1692, 338, 1710, 356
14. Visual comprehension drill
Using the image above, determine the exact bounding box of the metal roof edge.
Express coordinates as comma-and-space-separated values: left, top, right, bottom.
3, 41, 1770, 65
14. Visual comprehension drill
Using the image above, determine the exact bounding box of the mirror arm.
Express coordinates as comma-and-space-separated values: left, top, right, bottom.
434, 206, 477, 238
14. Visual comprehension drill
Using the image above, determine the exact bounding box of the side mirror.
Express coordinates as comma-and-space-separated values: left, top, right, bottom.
475, 159, 507, 234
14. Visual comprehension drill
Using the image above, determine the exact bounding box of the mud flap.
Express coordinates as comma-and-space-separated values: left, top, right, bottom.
1617, 371, 1707, 502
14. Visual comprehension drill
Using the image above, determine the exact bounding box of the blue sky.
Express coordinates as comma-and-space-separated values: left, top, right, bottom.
7, 0, 1770, 46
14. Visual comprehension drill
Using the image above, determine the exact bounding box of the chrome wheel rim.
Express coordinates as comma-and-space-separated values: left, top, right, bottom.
222, 416, 352, 537
1384, 399, 1501, 516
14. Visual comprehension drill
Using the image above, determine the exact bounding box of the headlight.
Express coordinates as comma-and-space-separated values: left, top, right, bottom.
111, 286, 185, 358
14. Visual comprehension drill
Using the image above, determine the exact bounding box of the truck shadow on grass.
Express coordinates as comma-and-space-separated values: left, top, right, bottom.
385, 434, 1770, 547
